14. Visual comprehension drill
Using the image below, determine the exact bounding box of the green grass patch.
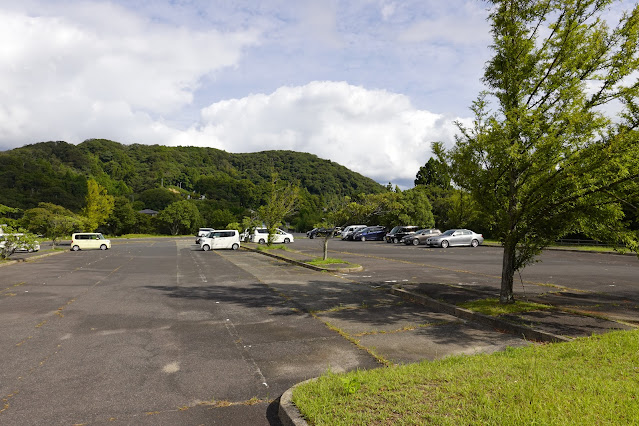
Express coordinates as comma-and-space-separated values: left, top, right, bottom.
255, 244, 289, 252
292, 329, 639, 425
307, 257, 351, 266
459, 298, 552, 316
483, 239, 632, 254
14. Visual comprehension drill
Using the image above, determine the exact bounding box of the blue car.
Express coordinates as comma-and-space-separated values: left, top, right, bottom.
353, 225, 387, 241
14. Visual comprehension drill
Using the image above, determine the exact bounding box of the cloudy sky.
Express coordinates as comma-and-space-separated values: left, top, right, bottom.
0, 1, 634, 188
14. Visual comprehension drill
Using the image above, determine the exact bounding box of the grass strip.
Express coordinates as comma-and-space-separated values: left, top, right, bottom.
254, 244, 289, 252
307, 258, 352, 266
292, 329, 639, 425
459, 298, 552, 316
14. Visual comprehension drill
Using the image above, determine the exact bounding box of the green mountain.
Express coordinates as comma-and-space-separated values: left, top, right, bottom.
0, 139, 384, 213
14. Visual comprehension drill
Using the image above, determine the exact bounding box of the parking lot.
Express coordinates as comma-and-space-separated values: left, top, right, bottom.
1, 236, 637, 425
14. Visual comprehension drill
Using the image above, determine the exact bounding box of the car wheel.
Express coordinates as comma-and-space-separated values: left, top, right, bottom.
72, 245, 80, 251
284, 238, 290, 243
386, 239, 392, 243
393, 238, 399, 244
360, 236, 366, 241
412, 239, 420, 246
231, 243, 239, 250
202, 244, 210, 251
471, 239, 479, 247
441, 240, 449, 249
258, 238, 266, 244
100, 244, 107, 250
309, 235, 314, 239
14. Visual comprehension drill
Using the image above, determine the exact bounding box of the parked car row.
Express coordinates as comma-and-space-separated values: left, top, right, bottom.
307, 225, 484, 248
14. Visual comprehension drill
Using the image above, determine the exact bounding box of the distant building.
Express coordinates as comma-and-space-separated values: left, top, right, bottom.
138, 209, 159, 217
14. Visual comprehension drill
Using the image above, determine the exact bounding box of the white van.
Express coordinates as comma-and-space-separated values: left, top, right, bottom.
250, 228, 294, 244
71, 233, 111, 251
200, 230, 240, 251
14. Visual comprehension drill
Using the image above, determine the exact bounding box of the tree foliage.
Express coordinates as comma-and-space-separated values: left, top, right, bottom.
257, 175, 299, 245
0, 225, 39, 259
157, 200, 202, 236
442, 0, 639, 302
0, 140, 383, 214
21, 203, 87, 247
83, 178, 115, 232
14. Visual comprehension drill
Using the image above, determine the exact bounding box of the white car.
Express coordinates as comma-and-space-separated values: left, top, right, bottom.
196, 227, 215, 244
341, 225, 367, 240
200, 230, 240, 251
250, 228, 294, 244
0, 233, 40, 252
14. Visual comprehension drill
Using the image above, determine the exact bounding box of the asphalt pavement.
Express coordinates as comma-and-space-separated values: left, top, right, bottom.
1, 236, 638, 425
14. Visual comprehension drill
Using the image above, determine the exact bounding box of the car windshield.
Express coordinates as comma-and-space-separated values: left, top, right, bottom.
389, 226, 401, 233
441, 230, 455, 236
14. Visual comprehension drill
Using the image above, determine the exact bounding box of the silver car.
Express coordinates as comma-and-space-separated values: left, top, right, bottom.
401, 228, 441, 245
425, 229, 484, 248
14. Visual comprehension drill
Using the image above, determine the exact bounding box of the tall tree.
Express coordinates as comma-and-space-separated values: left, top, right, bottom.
441, 0, 639, 303
83, 178, 115, 231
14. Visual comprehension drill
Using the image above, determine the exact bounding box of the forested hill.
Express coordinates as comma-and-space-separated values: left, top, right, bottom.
0, 139, 384, 212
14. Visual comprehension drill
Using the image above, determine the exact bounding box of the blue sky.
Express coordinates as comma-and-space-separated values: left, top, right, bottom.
0, 1, 634, 187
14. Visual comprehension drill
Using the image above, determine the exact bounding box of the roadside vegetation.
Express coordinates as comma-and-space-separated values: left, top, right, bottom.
293, 329, 639, 425
458, 298, 551, 316
254, 244, 289, 252
307, 258, 352, 266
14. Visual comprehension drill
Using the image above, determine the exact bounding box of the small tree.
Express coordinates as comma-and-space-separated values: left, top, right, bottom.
257, 175, 299, 245
21, 203, 87, 248
0, 225, 39, 259
157, 200, 202, 235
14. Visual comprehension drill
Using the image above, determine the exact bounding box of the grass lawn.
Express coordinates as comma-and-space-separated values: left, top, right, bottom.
292, 329, 639, 425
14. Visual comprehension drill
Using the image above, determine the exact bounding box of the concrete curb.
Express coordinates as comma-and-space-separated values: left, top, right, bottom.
278, 379, 316, 426
241, 246, 363, 273
390, 286, 572, 343
0, 249, 66, 268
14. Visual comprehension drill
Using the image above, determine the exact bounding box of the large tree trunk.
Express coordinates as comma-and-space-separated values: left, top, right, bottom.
500, 239, 516, 303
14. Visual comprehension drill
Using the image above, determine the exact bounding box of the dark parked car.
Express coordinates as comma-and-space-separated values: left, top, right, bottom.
402, 228, 442, 245
385, 226, 420, 243
353, 226, 387, 241
425, 229, 484, 248
341, 225, 367, 240
306, 228, 338, 239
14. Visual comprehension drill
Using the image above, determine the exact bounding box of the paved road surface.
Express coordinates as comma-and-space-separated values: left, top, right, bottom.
2, 237, 637, 425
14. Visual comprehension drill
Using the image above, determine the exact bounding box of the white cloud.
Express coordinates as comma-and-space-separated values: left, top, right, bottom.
170, 81, 462, 186
0, 4, 259, 146
380, 2, 397, 21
